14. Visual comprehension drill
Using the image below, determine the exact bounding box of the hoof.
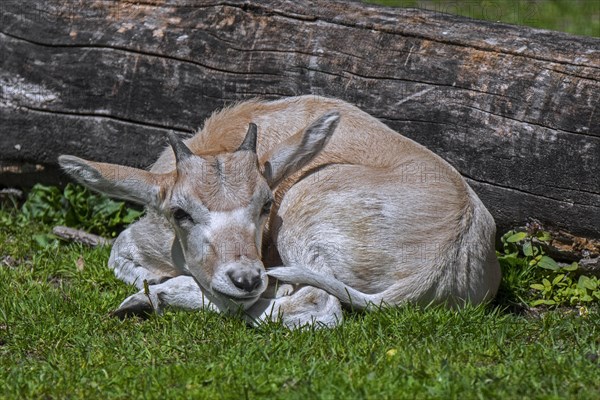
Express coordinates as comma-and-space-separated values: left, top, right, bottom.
109, 294, 155, 319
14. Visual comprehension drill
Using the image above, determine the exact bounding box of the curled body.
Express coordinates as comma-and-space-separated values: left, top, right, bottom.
59, 95, 501, 328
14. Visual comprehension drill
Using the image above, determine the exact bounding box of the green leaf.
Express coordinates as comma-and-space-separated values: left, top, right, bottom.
529, 255, 542, 266
552, 274, 565, 285
497, 253, 525, 269
536, 231, 552, 242
537, 256, 559, 271
531, 299, 556, 306
581, 294, 593, 302
122, 208, 143, 224
522, 241, 534, 257
542, 278, 552, 288
561, 262, 578, 272
500, 230, 516, 243
506, 232, 527, 243
530, 283, 546, 291
578, 276, 598, 291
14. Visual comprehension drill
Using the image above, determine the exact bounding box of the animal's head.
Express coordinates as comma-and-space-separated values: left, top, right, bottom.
58, 112, 340, 311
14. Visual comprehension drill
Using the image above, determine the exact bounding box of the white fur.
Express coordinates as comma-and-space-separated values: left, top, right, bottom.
205, 209, 253, 237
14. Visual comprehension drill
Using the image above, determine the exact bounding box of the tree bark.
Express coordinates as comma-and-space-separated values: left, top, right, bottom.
0, 0, 598, 239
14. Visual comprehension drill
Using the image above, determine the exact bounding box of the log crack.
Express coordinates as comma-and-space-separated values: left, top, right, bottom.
11, 104, 194, 135
0, 30, 283, 78
463, 175, 595, 205
462, 104, 599, 138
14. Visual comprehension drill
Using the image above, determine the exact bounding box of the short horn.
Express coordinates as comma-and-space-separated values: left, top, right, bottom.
237, 123, 258, 153
166, 131, 193, 162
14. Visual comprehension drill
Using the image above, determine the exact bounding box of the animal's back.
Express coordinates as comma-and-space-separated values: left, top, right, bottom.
153, 96, 448, 171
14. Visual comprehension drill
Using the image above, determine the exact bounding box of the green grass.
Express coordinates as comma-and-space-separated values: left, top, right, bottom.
366, 0, 600, 37
1, 213, 600, 399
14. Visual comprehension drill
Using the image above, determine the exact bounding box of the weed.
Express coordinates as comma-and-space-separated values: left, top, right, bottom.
0, 184, 142, 247
497, 226, 600, 308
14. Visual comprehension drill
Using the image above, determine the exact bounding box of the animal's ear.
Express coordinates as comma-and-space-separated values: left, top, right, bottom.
262, 111, 340, 187
58, 155, 167, 207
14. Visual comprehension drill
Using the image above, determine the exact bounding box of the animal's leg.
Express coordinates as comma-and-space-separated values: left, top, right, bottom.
109, 212, 181, 290
111, 276, 218, 318
247, 286, 343, 329
109, 227, 168, 289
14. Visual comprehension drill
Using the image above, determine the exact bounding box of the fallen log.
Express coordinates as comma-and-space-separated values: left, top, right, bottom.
0, 0, 598, 239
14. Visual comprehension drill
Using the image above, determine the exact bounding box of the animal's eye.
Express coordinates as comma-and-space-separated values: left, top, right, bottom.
261, 199, 273, 215
172, 208, 193, 223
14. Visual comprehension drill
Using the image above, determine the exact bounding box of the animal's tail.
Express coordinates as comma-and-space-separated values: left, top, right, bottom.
267, 266, 386, 310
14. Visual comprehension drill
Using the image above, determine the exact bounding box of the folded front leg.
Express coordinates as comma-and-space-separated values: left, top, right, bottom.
111, 276, 218, 318
109, 225, 176, 290
247, 286, 343, 329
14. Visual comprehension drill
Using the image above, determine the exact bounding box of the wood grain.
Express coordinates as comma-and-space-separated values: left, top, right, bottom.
1, 0, 598, 238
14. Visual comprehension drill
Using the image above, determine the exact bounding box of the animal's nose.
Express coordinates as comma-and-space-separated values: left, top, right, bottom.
227, 268, 262, 292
